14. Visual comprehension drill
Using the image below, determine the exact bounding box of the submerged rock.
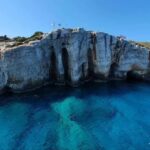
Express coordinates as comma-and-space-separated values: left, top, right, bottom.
0, 28, 150, 93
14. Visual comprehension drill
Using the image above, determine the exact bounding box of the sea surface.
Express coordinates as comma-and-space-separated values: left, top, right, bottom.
0, 81, 150, 150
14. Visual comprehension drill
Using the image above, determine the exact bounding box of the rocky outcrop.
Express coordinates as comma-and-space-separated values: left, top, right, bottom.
0, 28, 149, 93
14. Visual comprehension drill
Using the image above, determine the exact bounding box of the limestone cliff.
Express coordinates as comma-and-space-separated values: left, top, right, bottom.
0, 28, 149, 93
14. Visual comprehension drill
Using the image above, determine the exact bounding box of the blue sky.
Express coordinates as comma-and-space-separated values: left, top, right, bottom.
0, 0, 150, 41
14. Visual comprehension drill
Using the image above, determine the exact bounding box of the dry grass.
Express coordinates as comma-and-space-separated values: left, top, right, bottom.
138, 42, 150, 49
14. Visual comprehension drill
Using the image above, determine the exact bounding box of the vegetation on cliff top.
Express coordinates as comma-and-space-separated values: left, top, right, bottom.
13, 32, 43, 46
0, 35, 10, 42
129, 40, 150, 49
1, 31, 150, 49
138, 42, 150, 49
5, 32, 44, 48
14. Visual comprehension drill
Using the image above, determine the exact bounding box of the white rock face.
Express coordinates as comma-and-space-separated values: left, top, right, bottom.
0, 28, 149, 92
1, 40, 51, 92
94, 33, 114, 77
118, 44, 149, 71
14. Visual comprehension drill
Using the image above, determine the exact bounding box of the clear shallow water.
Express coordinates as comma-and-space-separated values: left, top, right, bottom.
0, 82, 150, 150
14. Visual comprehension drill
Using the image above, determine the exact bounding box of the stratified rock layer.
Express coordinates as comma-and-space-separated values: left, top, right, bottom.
0, 28, 149, 92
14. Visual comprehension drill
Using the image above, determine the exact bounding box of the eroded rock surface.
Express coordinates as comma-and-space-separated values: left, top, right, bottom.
0, 28, 149, 92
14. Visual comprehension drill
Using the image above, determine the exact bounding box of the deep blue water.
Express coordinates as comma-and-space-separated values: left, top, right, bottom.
0, 82, 150, 150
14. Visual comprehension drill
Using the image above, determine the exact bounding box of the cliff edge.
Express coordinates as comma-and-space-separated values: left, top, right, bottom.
0, 28, 150, 93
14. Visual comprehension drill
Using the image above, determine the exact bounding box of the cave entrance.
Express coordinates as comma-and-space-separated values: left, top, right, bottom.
50, 48, 57, 81
109, 63, 118, 78
81, 63, 86, 80
126, 70, 143, 81
88, 48, 94, 77
62, 48, 70, 81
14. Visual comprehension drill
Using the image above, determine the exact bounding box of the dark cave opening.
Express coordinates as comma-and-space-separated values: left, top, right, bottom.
62, 48, 70, 81
126, 70, 144, 81
50, 48, 57, 81
81, 63, 86, 80
88, 48, 94, 77
149, 51, 150, 61
109, 63, 118, 78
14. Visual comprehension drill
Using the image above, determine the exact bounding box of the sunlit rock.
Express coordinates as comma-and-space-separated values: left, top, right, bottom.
0, 28, 150, 92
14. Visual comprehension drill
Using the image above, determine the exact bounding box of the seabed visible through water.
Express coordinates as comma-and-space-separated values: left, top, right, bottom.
0, 81, 150, 150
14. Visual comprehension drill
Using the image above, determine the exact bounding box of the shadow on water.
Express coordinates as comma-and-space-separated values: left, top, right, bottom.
0, 81, 148, 106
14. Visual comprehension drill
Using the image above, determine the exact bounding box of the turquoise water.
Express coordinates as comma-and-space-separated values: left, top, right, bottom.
0, 82, 150, 150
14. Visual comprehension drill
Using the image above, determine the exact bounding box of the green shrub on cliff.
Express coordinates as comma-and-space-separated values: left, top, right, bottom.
13, 32, 43, 43
31, 32, 43, 38
24, 32, 43, 43
9, 31, 44, 47
0, 35, 10, 41
13, 36, 27, 42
